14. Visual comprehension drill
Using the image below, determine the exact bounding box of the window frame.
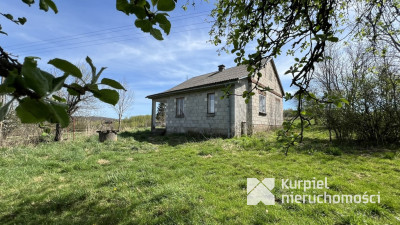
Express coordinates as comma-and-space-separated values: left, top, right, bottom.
259, 93, 266, 116
176, 97, 184, 118
207, 93, 215, 116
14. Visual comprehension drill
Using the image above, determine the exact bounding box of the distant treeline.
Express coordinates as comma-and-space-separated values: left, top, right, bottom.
123, 115, 151, 128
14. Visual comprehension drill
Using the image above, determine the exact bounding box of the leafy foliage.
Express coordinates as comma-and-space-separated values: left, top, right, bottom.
210, 0, 400, 152
116, 0, 176, 40
0, 48, 122, 127
0, 0, 177, 128
308, 44, 400, 144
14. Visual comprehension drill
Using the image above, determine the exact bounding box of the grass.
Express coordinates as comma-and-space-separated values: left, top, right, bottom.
0, 128, 399, 224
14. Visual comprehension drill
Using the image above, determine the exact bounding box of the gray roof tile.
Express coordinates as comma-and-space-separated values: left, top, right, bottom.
146, 58, 284, 99
147, 64, 248, 98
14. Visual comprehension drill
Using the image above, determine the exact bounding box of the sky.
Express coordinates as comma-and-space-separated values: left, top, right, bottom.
0, 0, 297, 119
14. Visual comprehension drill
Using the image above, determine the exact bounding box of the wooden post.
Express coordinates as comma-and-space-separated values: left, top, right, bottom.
73, 117, 75, 141
151, 99, 156, 132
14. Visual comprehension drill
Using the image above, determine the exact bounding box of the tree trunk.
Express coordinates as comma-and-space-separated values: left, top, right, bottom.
118, 114, 122, 131
54, 123, 63, 141
0, 77, 4, 144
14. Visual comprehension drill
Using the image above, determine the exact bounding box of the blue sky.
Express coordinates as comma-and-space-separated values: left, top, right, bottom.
1, 1, 296, 119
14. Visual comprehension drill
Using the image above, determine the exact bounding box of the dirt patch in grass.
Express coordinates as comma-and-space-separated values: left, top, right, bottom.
97, 159, 110, 165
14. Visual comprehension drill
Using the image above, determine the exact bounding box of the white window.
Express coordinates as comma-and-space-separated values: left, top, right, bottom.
259, 94, 266, 114
208, 93, 215, 114
176, 98, 184, 117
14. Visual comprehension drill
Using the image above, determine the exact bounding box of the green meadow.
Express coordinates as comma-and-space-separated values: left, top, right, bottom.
0, 128, 399, 224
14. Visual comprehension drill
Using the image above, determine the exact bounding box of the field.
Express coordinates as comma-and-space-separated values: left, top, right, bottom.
0, 128, 399, 224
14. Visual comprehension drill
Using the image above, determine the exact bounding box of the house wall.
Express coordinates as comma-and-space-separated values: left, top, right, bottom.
153, 60, 283, 136
233, 79, 249, 136
163, 87, 234, 136
249, 61, 284, 133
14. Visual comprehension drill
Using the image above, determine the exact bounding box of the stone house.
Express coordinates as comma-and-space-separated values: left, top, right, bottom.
146, 59, 284, 137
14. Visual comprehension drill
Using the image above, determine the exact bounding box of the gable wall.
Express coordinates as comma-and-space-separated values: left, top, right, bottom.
249, 61, 284, 133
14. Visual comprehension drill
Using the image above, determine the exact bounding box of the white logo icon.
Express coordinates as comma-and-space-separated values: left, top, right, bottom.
247, 178, 275, 205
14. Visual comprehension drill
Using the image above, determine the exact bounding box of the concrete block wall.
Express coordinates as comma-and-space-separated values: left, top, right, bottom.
164, 87, 233, 136
249, 62, 284, 133
233, 79, 249, 136
157, 60, 283, 136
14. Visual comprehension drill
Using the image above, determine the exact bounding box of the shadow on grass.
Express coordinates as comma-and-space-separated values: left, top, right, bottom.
0, 188, 196, 225
295, 136, 399, 158
119, 129, 224, 146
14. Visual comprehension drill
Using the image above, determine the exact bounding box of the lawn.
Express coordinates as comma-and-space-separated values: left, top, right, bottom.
0, 128, 399, 224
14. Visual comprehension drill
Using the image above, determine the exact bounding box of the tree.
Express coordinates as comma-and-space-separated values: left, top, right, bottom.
210, 0, 400, 153
156, 103, 166, 126
310, 43, 400, 144
0, 0, 175, 128
112, 81, 134, 131
53, 64, 97, 141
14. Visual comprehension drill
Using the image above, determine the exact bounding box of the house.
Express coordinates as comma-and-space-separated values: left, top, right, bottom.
146, 59, 284, 137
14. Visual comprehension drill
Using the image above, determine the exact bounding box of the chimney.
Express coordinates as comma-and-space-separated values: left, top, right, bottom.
218, 64, 225, 72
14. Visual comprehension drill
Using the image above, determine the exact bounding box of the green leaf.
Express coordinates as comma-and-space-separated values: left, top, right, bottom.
132, 6, 147, 19
52, 95, 66, 102
44, 0, 58, 13
87, 84, 99, 92
47, 101, 69, 127
135, 19, 152, 32
21, 57, 49, 97
116, 0, 130, 15
86, 56, 98, 84
18, 17, 27, 25
48, 58, 82, 78
155, 14, 171, 35
39, 0, 49, 11
157, 0, 175, 11
327, 36, 339, 42
0, 85, 15, 94
100, 78, 126, 90
52, 74, 68, 92
335, 101, 343, 108
40, 70, 56, 92
0, 100, 13, 121
16, 98, 49, 123
39, 0, 58, 13
67, 88, 80, 96
340, 98, 349, 105
3, 14, 13, 20
92, 89, 119, 105
96, 67, 107, 83
66, 83, 84, 96
150, 28, 163, 40
22, 0, 34, 6
16, 98, 69, 127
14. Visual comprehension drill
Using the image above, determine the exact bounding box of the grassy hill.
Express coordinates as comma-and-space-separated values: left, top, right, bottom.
0, 128, 398, 224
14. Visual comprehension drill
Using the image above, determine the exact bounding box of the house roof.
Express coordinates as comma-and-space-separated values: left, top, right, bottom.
146, 59, 284, 99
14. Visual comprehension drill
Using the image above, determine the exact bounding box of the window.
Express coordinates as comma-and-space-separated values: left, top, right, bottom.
176, 98, 184, 117
259, 94, 266, 115
207, 93, 215, 114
